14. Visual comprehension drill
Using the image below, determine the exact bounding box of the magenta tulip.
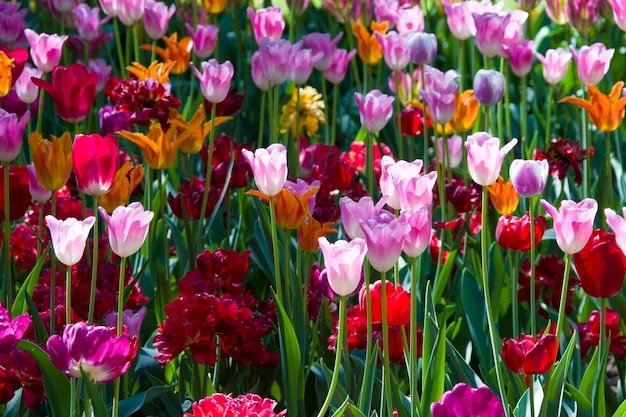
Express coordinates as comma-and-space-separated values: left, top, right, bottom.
318, 237, 367, 296
472, 12, 509, 58
191, 59, 234, 104
242, 144, 287, 197
339, 195, 388, 240
400, 207, 432, 258
569, 43, 614, 86
105, 307, 147, 338
72, 133, 119, 196
143, 0, 175, 40
465, 132, 517, 186
419, 66, 459, 125
359, 213, 411, 273
396, 5, 424, 33
540, 198, 598, 255
302, 32, 343, 71
186, 23, 219, 60
99, 202, 154, 258
354, 90, 394, 133
0, 304, 31, 351
376, 31, 411, 71
45, 215, 96, 266
73, 4, 110, 42
509, 159, 549, 197
0, 110, 29, 163
247, 6, 285, 44
288, 46, 321, 85
505, 40, 535, 77
258, 38, 293, 86
324, 48, 356, 84
607, 0, 626, 31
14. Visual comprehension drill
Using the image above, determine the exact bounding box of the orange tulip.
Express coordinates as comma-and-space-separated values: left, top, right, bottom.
248, 185, 320, 230
141, 34, 193, 75
118, 121, 191, 170
352, 20, 388, 66
434, 90, 480, 135
298, 217, 338, 253
98, 162, 144, 213
169, 106, 231, 155
487, 176, 520, 215
29, 131, 73, 191
0, 50, 14, 97
202, 0, 228, 14
126, 60, 176, 84
560, 81, 626, 133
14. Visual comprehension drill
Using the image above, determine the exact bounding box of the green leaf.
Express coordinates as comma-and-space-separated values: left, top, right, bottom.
153, 262, 173, 324
540, 331, 577, 417
564, 384, 592, 417
357, 342, 380, 415
17, 340, 70, 417
461, 270, 491, 368
25, 292, 49, 344
5, 388, 21, 417
81, 368, 109, 417
420, 311, 446, 417
330, 397, 350, 417
611, 396, 626, 417
432, 249, 458, 304
116, 385, 175, 417
445, 339, 483, 388
12, 245, 49, 317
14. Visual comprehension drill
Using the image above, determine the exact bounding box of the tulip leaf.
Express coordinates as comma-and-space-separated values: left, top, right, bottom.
114, 384, 175, 417
153, 262, 173, 325
17, 340, 70, 417
81, 368, 109, 417
432, 248, 457, 304
564, 383, 593, 417
461, 269, 492, 368
420, 304, 447, 417
25, 291, 49, 344
445, 339, 483, 388
5, 388, 21, 417
164, 215, 189, 273
11, 244, 49, 317
540, 331, 577, 417
330, 397, 350, 417
612, 396, 626, 417
357, 342, 380, 415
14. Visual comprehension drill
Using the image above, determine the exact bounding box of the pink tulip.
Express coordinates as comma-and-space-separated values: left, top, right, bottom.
400, 207, 432, 258
99, 202, 154, 258
0, 110, 29, 163
72, 133, 119, 196
185, 23, 219, 60
374, 0, 400, 27
566, 0, 598, 36
73, 4, 110, 42
27, 163, 52, 203
324, 48, 356, 84
318, 237, 367, 296
242, 144, 288, 197
465, 132, 517, 186
0, 3, 28, 44
144, 0, 176, 40
396, 170, 438, 211
509, 159, 549, 197
505, 40, 535, 77
396, 5, 424, 33
569, 43, 614, 86
607, 0, 626, 31
540, 198, 597, 255
105, 307, 147, 337
15, 65, 42, 104
375, 31, 411, 72
247, 6, 285, 44
472, 12, 509, 58
0, 304, 31, 351
118, 0, 146, 26
288, 46, 322, 85
433, 135, 463, 168
191, 59, 234, 104
53, 0, 75, 13
24, 29, 68, 73
99, 0, 120, 17
605, 208, 626, 256
534, 48, 571, 85
45, 215, 96, 266
251, 51, 269, 91
354, 90, 394, 133
47, 322, 138, 383
359, 213, 411, 273
302, 32, 343, 71
339, 195, 388, 240
85, 58, 112, 93
501, 10, 528, 56
258, 38, 293, 86
380, 156, 423, 210
419, 65, 459, 125
546, 0, 569, 24
444, 1, 478, 40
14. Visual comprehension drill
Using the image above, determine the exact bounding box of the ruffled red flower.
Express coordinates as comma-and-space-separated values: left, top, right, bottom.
167, 176, 221, 220
184, 393, 286, 417
496, 212, 546, 252
577, 308, 626, 359
574, 229, 626, 298
204, 88, 246, 117
199, 133, 253, 189
178, 249, 251, 296
533, 138, 593, 186
0, 165, 30, 222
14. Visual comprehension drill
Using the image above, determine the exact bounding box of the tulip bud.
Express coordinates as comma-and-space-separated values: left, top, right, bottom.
473, 69, 505, 106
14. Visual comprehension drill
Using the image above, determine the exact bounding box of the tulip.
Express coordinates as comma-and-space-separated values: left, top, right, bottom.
605, 207, 626, 256
0, 51, 12, 98
472, 12, 509, 58
496, 212, 546, 252
144, 0, 176, 40
247, 6, 285, 44
502, 332, 558, 376
288, 47, 321, 85
545, 0, 568, 24
375, 31, 411, 72
105, 307, 147, 337
354, 90, 394, 133
501, 10, 528, 55
0, 4, 28, 44
509, 159, 549, 197
98, 162, 144, 213
72, 133, 119, 196
374, 0, 399, 26
191, 59, 234, 104
249, 181, 319, 229
47, 322, 138, 383
396, 5, 425, 33
99, 202, 154, 258
444, 1, 479, 40
185, 24, 219, 60
419, 66, 459, 125
118, 0, 146, 26
318, 237, 367, 296
447, 90, 480, 133
14, 65, 40, 105
540, 198, 597, 255
607, 0, 626, 31
473, 69, 505, 106
400, 207, 432, 258
251, 52, 269, 91
360, 280, 410, 326
505, 40, 535, 77
258, 38, 293, 86
118, 121, 190, 170
352, 20, 388, 66
298, 218, 337, 253
433, 135, 463, 168
29, 131, 73, 191
73, 4, 110, 42
145, 34, 192, 75
26, 163, 51, 203
31, 64, 98, 123
573, 229, 626, 299
201, 0, 228, 14
487, 176, 519, 215
24, 29, 68, 73
359, 213, 411, 273
99, 0, 120, 17
339, 195, 388, 240
395, 170, 438, 211
85, 58, 112, 93
569, 43, 614, 86
534, 48, 571, 85
0, 165, 30, 222
45, 215, 95, 266
379, 156, 423, 210
560, 81, 626, 133
242, 144, 287, 197
0, 110, 29, 163
406, 32, 437, 66
566, 0, 598, 36
302, 32, 343, 71
324, 48, 356, 84
465, 132, 517, 186
0, 304, 31, 351
431, 383, 505, 417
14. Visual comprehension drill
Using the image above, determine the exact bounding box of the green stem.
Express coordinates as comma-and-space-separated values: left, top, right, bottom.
269, 197, 283, 303
459, 39, 465, 91
197, 104, 217, 254
113, 257, 127, 417
283, 228, 292, 317
133, 22, 141, 64
380, 271, 393, 417
87, 196, 99, 325
421, 67, 429, 173
366, 132, 375, 197
520, 74, 528, 154
212, 336, 221, 389
409, 256, 421, 417
605, 134, 613, 208
66, 263, 72, 325
582, 107, 590, 198
597, 297, 607, 414
258, 91, 266, 148
315, 296, 346, 417
36, 73, 46, 133
481, 188, 509, 416
358, 261, 374, 414
555, 254, 572, 341
508, 249, 519, 337
529, 376, 536, 417
49, 194, 57, 336
395, 72, 404, 160
331, 83, 339, 147
323, 78, 330, 145
544, 84, 554, 151
113, 18, 126, 77
529, 200, 536, 335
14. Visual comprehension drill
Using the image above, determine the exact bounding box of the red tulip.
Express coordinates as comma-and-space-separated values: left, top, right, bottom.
32, 63, 98, 123
72, 133, 118, 196
495, 212, 547, 252
360, 280, 411, 326
573, 229, 626, 298
0, 165, 31, 222
502, 331, 558, 379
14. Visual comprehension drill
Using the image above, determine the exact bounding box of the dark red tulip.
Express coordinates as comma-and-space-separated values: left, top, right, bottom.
502, 331, 558, 378
496, 212, 547, 252
0, 165, 31, 222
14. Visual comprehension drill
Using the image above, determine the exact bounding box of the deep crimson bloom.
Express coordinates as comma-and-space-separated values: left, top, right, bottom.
502, 331, 558, 380
400, 106, 428, 136
199, 133, 253, 189
178, 249, 251, 296
0, 45, 28, 88
11, 349, 45, 410
360, 280, 410, 326
0, 165, 31, 222
577, 308, 626, 358
342, 140, 393, 182
167, 177, 221, 220
31, 64, 98, 123
573, 229, 626, 298
442, 174, 481, 214
185, 393, 286, 417
496, 212, 547, 252
10, 224, 48, 271
204, 88, 246, 117
533, 138, 593, 186
518, 254, 578, 318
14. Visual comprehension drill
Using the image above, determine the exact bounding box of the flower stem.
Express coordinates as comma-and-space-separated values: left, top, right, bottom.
380, 270, 393, 417
258, 91, 266, 148
395, 71, 404, 160
409, 256, 421, 417
421, 67, 429, 173
508, 249, 519, 337
66, 263, 72, 325
582, 107, 590, 198
555, 254, 572, 341
358, 260, 374, 414
544, 84, 553, 151
113, 18, 126, 78
331, 83, 339, 147
520, 74, 528, 152
366, 132, 375, 197
481, 188, 509, 416
3, 162, 11, 308
116, 256, 127, 336
269, 197, 282, 303
529, 199, 537, 335
597, 296, 607, 412
36, 73, 46, 133
133, 22, 141, 65
87, 195, 99, 325
323, 78, 330, 145
198, 104, 218, 253
316, 295, 346, 417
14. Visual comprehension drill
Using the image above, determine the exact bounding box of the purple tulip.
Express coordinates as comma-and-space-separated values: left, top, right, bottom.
473, 69, 505, 106
186, 23, 219, 60
73, 4, 110, 42
258, 38, 293, 86
0, 110, 29, 163
303, 32, 343, 71
509, 159, 549, 197
541, 198, 598, 254
247, 6, 285, 45
105, 307, 147, 337
472, 12, 509, 58
359, 213, 411, 273
318, 237, 368, 296
191, 59, 234, 104
505, 40, 535, 77
419, 65, 459, 125
407, 32, 437, 66
0, 3, 28, 44
339, 195, 388, 240
433, 135, 463, 168
354, 90, 394, 133
251, 51, 269, 91
0, 304, 31, 352
288, 47, 322, 85
143, 0, 176, 40
324, 48, 356, 84
376, 31, 411, 71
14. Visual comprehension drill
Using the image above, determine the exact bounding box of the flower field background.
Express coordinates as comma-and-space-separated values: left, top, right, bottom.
1, 0, 626, 416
